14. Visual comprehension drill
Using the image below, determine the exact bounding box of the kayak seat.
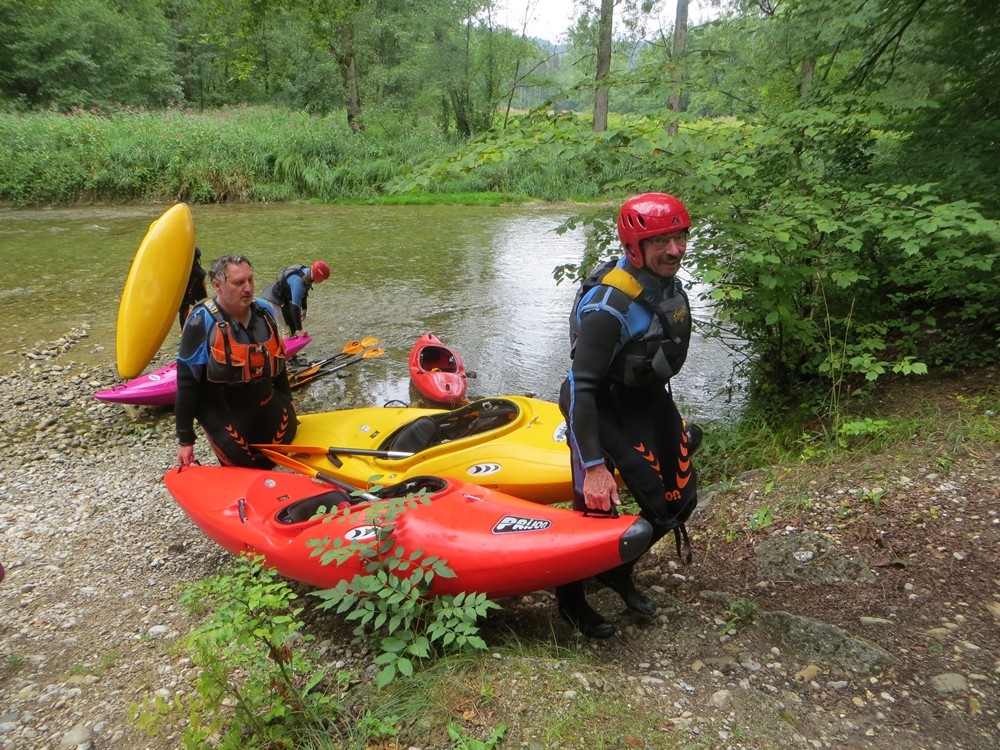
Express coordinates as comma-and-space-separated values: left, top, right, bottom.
387, 415, 439, 453
383, 399, 520, 453
379, 475, 448, 499
420, 347, 457, 373
275, 490, 352, 524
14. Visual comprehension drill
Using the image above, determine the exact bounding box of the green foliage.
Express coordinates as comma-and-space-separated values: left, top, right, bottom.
719, 597, 757, 636
837, 417, 892, 443
0, 106, 455, 204
447, 721, 508, 750
133, 555, 349, 750
748, 504, 775, 532
0, 0, 182, 109
310, 486, 500, 688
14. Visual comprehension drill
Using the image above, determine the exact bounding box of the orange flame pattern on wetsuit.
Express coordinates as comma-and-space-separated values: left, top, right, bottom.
631, 427, 693, 502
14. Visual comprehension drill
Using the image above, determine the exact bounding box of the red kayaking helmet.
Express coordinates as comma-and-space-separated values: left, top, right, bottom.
617, 193, 691, 268
310, 260, 330, 282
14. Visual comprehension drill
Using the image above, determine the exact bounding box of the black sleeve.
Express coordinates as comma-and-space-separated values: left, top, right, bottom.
175, 361, 200, 445
567, 306, 623, 465
175, 314, 207, 445
286, 303, 304, 332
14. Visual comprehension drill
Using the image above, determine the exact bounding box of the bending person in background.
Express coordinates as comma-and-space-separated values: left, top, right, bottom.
557, 192, 700, 638
175, 253, 297, 469
178, 246, 208, 330
262, 260, 330, 337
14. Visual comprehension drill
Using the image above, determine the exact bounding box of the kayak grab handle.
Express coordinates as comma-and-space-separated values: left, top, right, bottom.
583, 506, 620, 519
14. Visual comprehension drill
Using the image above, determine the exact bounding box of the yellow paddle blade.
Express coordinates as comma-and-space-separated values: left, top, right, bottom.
341, 336, 379, 355
342, 341, 365, 355
361, 347, 385, 359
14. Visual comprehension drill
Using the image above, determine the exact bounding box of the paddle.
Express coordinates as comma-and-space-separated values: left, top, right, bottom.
289, 347, 385, 389
252, 443, 415, 460
257, 448, 381, 503
288, 336, 379, 381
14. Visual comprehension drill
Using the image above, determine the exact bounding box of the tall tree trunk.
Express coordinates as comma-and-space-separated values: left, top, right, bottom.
666, 0, 689, 136
592, 0, 614, 132
449, 89, 473, 137
799, 58, 816, 97
338, 24, 363, 132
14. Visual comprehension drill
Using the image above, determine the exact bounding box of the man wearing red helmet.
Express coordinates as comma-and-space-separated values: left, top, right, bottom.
262, 260, 330, 337
557, 192, 698, 638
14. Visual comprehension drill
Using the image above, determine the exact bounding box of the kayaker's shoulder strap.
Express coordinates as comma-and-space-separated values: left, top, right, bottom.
601, 268, 644, 301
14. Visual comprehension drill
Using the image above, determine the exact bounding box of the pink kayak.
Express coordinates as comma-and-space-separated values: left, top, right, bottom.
94, 334, 312, 406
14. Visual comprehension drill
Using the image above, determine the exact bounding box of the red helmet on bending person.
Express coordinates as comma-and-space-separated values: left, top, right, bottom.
310, 260, 330, 282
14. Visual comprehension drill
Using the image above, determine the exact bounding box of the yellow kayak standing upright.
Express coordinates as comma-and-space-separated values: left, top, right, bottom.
265, 396, 582, 505
115, 203, 196, 379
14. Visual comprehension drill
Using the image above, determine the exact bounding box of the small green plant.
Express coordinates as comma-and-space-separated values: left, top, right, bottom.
3, 653, 25, 676
311, 485, 499, 688
838, 417, 892, 447
98, 650, 120, 673
779, 495, 814, 512
447, 722, 508, 750
719, 597, 757, 636
749, 504, 775, 531
860, 488, 886, 509
797, 430, 833, 463
133, 555, 348, 749
355, 710, 401, 741
935, 454, 955, 473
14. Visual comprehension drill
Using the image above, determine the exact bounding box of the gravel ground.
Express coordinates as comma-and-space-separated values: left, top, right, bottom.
1, 326, 998, 750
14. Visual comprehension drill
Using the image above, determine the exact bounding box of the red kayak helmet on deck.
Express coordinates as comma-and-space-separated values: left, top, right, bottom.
617, 193, 691, 269
310, 260, 330, 282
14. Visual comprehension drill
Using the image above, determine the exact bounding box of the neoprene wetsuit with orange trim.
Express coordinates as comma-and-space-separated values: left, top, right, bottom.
560, 257, 697, 533
176, 298, 297, 469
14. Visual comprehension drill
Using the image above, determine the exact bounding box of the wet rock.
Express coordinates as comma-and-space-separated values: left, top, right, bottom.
930, 672, 969, 693
756, 609, 895, 676
755, 531, 875, 585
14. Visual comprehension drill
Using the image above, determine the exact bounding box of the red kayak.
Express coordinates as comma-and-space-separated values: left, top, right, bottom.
94, 334, 311, 406
164, 465, 652, 599
408, 332, 468, 405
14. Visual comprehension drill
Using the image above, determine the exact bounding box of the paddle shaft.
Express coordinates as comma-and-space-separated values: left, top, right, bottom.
289, 336, 378, 380
290, 347, 384, 388
252, 443, 414, 459
258, 448, 381, 502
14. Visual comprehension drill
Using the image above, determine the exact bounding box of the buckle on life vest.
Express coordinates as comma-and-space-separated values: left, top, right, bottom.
248, 343, 267, 378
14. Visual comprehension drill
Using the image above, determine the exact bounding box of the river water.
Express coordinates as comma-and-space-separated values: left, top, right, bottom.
0, 203, 741, 422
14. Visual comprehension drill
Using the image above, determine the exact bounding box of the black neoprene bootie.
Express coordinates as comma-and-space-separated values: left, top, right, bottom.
556, 582, 615, 638
595, 564, 657, 616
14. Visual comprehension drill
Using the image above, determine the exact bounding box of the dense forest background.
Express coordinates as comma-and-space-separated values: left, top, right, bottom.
2, 0, 998, 411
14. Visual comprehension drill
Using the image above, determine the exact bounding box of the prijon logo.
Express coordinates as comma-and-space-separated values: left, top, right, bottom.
553, 421, 567, 443
492, 515, 552, 534
468, 463, 501, 477
344, 525, 378, 542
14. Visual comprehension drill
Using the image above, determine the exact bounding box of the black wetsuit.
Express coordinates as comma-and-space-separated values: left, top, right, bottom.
175, 298, 297, 469
178, 249, 208, 329
262, 265, 312, 335
560, 257, 697, 544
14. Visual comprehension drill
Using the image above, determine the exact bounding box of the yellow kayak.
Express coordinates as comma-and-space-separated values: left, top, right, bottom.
115, 203, 196, 379
283, 396, 577, 505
